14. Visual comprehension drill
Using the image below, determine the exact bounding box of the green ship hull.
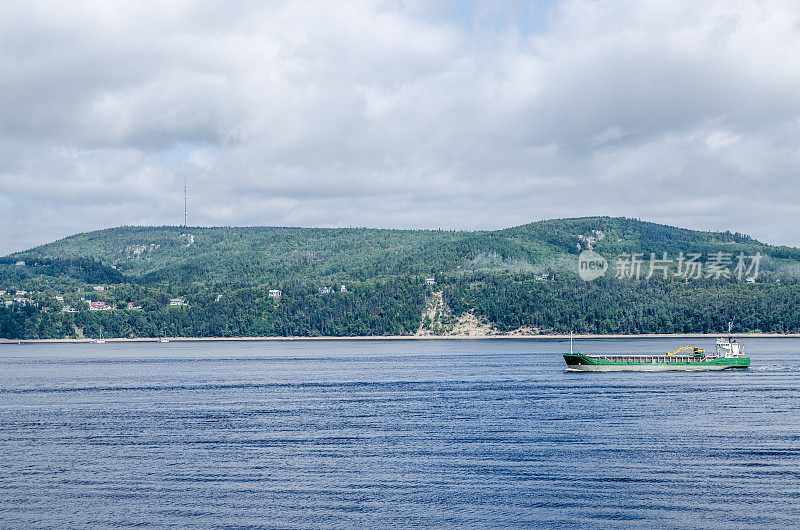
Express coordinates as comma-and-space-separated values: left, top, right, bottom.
564, 352, 750, 371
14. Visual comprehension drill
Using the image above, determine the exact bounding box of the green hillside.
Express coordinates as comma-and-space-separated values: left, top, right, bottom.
2, 217, 800, 339
8, 217, 798, 284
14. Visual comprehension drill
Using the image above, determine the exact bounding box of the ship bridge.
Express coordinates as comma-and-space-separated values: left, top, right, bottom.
714, 337, 744, 358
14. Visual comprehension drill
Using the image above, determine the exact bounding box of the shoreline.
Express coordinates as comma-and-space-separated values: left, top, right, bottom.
3, 332, 800, 344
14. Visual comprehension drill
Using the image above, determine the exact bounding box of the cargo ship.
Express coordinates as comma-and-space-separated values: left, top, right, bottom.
563, 331, 750, 371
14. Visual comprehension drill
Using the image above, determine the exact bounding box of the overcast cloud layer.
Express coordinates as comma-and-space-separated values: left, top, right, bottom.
1, 0, 799, 254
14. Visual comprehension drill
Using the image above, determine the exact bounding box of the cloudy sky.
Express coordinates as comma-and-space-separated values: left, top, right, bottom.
1, 0, 799, 254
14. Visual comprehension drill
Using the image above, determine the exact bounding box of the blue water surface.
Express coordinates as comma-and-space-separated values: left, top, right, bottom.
1, 337, 799, 528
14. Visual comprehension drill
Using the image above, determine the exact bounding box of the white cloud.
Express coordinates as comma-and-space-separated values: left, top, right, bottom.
705, 130, 741, 151
1, 0, 799, 254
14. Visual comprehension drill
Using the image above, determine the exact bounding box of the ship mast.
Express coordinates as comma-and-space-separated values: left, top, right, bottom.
570, 331, 573, 355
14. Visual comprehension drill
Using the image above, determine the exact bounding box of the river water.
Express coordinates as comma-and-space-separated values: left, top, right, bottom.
1, 338, 799, 528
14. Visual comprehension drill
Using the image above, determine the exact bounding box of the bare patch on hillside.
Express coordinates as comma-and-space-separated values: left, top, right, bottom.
577, 229, 606, 250
123, 243, 160, 258
416, 291, 451, 336
450, 311, 495, 336
416, 291, 500, 337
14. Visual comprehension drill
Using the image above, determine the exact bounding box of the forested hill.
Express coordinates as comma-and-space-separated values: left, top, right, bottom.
6, 217, 798, 285
2, 217, 800, 339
